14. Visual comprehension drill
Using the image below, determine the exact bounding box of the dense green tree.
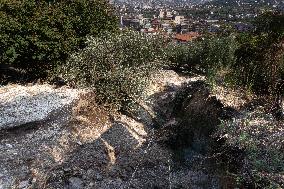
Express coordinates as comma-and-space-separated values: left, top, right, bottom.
0, 0, 117, 78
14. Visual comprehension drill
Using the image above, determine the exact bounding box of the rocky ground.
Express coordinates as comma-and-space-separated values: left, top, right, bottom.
0, 70, 283, 189
0, 70, 221, 189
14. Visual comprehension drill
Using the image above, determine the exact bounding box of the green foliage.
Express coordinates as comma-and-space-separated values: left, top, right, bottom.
169, 12, 284, 96
254, 11, 284, 39
232, 11, 284, 95
199, 36, 238, 79
165, 42, 202, 72
217, 110, 284, 188
233, 33, 284, 94
0, 0, 117, 78
59, 31, 167, 110
167, 35, 238, 79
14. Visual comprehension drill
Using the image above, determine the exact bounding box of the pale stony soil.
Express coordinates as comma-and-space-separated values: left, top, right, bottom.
0, 70, 221, 189
211, 85, 254, 110
0, 84, 83, 129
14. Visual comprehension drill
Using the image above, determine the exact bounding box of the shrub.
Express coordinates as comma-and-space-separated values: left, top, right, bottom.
165, 41, 203, 73
231, 12, 284, 95
167, 35, 238, 79
233, 33, 284, 94
169, 25, 284, 98
59, 31, 168, 110
199, 36, 238, 80
216, 109, 284, 188
0, 0, 117, 79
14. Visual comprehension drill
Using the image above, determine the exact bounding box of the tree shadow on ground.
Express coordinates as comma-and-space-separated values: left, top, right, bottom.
44, 118, 172, 189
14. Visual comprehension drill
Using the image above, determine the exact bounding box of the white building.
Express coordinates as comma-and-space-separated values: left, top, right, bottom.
159, 9, 174, 19
174, 16, 185, 25
166, 10, 173, 18
159, 9, 165, 18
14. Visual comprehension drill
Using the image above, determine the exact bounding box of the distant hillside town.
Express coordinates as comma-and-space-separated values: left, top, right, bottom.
111, 0, 284, 42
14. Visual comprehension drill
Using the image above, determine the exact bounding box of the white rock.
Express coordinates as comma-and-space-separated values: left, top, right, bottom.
0, 84, 82, 129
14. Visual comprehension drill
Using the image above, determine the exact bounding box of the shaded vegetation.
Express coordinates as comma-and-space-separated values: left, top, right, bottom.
0, 0, 117, 79
232, 11, 284, 95
216, 110, 284, 188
